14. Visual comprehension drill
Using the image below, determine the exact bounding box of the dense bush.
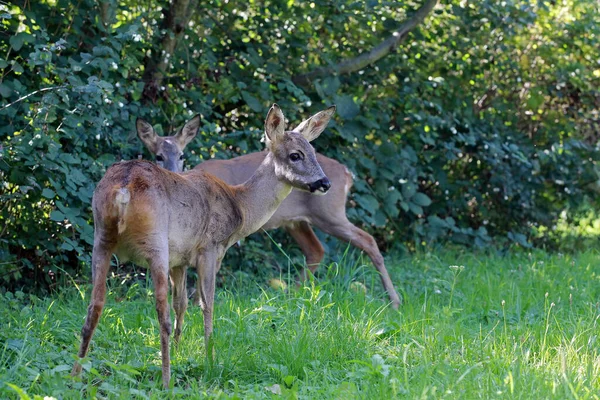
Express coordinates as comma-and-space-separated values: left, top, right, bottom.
1, 0, 599, 291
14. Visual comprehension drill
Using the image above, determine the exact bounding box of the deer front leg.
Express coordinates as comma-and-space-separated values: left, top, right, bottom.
149, 252, 172, 388
170, 267, 188, 344
285, 221, 325, 281
72, 239, 113, 377
196, 250, 222, 362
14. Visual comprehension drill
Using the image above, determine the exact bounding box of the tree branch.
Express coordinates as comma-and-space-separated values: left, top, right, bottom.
292, 0, 438, 87
0, 85, 69, 111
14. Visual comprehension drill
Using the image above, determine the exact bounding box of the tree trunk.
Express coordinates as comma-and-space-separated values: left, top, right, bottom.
142, 0, 198, 103
98, 0, 112, 29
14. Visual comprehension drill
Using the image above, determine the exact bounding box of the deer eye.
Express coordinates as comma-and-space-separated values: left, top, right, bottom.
156, 155, 164, 162
179, 154, 185, 160
289, 153, 302, 162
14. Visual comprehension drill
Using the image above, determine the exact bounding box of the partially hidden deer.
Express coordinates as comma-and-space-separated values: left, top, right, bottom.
138, 109, 402, 309
72, 104, 333, 388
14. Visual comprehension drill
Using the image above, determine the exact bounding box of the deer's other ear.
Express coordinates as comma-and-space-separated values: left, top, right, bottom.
137, 118, 159, 153
175, 115, 200, 149
293, 105, 336, 142
264, 104, 286, 147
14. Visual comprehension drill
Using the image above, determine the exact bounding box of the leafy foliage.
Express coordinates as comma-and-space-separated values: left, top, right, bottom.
1, 0, 599, 291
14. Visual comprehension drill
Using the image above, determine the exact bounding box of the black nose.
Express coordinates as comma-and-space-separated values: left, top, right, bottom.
309, 177, 331, 193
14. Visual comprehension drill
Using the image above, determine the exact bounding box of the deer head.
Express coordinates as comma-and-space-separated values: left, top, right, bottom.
136, 116, 200, 172
264, 104, 335, 194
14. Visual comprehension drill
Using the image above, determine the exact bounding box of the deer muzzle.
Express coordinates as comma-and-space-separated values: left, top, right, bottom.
309, 177, 331, 194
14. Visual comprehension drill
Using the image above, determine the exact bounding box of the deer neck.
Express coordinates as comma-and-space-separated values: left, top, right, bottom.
234, 152, 292, 240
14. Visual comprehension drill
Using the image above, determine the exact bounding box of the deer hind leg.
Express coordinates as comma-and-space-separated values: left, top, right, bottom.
192, 269, 201, 307
72, 238, 114, 377
317, 219, 402, 309
170, 267, 188, 344
149, 250, 172, 388
196, 251, 221, 362
285, 221, 325, 281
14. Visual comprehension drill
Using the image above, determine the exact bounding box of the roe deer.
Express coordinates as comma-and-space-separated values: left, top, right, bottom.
72, 104, 333, 388
138, 110, 401, 309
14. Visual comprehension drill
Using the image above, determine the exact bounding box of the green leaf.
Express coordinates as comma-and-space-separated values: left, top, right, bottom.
428, 215, 448, 228
380, 142, 396, 156
50, 364, 73, 373
322, 76, 340, 97
355, 194, 380, 213
0, 83, 12, 98
12, 62, 24, 74
399, 201, 409, 212
60, 242, 74, 251
408, 202, 423, 215
283, 375, 295, 388
241, 91, 262, 112
527, 91, 544, 110
9, 33, 29, 51
508, 231, 531, 248
131, 81, 145, 101
358, 156, 377, 173
41, 188, 56, 199
412, 193, 432, 207
60, 153, 80, 164
383, 189, 402, 217
374, 209, 387, 226
336, 95, 360, 120
401, 183, 417, 199
50, 210, 65, 221
55, 200, 80, 218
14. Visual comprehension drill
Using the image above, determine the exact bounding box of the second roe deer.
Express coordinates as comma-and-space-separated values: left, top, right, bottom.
72, 104, 333, 388
138, 108, 401, 309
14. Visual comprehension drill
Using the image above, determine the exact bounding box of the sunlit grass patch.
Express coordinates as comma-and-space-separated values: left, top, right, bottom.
1, 249, 599, 398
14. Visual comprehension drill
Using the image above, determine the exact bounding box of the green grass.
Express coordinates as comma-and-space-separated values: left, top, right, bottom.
1, 249, 600, 399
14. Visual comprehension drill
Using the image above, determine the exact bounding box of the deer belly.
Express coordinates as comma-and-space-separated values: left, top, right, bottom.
167, 226, 204, 268
262, 215, 310, 231
112, 239, 192, 269
113, 243, 150, 267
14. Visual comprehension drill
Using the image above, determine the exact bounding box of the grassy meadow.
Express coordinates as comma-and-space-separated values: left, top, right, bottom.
1, 248, 599, 399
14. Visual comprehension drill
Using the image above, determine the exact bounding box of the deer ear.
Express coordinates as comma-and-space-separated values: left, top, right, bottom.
175, 115, 200, 149
137, 118, 159, 153
294, 105, 336, 142
264, 104, 286, 146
